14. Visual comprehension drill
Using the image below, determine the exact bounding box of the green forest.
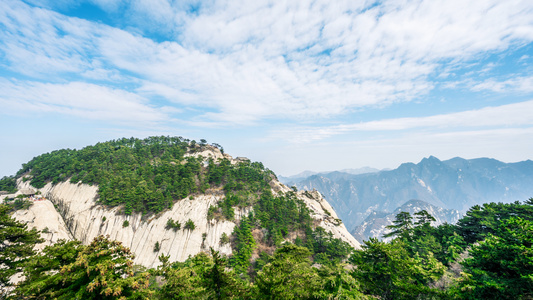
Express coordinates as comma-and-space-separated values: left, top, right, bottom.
1, 136, 533, 299
13, 136, 268, 215
3, 199, 533, 299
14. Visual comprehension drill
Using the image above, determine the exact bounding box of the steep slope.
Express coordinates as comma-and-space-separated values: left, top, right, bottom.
14, 179, 237, 268
351, 199, 461, 242
9, 196, 72, 251
295, 156, 533, 232
3, 137, 359, 269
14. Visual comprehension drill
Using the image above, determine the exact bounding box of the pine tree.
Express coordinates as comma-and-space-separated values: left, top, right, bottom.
455, 217, 533, 299
231, 217, 256, 274
0, 204, 43, 291
384, 211, 413, 239
14, 235, 152, 299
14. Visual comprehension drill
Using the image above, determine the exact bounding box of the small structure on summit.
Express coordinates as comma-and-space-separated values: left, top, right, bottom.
19, 188, 36, 197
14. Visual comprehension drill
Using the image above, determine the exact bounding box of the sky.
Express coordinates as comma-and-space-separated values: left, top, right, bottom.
1, 0, 533, 178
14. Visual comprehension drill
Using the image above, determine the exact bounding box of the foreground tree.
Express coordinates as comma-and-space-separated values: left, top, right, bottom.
204, 249, 251, 299
383, 211, 413, 240
231, 216, 256, 275
314, 263, 370, 299
0, 204, 43, 291
14, 235, 151, 299
455, 217, 533, 299
154, 254, 206, 299
255, 244, 320, 299
14, 240, 83, 298
155, 249, 251, 300
351, 238, 444, 300
456, 201, 533, 244
414, 210, 436, 228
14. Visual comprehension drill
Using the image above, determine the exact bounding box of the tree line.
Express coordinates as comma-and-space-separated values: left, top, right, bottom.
2, 198, 533, 299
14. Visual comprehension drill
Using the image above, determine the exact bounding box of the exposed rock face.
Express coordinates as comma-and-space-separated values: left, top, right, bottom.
184, 145, 231, 162
10, 200, 72, 251
269, 179, 360, 249
10, 156, 360, 269
19, 180, 236, 268
296, 189, 360, 249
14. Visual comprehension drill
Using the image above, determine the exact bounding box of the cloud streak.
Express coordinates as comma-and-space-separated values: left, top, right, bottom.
271, 100, 533, 143
1, 0, 532, 125
0, 79, 170, 126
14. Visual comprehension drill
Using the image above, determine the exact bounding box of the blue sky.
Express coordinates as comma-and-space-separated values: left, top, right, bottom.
1, 0, 533, 178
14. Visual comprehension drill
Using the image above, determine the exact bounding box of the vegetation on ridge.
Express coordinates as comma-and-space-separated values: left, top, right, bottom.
16, 136, 273, 215
0, 176, 17, 193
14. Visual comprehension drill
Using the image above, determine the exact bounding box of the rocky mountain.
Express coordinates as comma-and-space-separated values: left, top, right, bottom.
294, 156, 533, 232
351, 199, 461, 242
1, 139, 359, 269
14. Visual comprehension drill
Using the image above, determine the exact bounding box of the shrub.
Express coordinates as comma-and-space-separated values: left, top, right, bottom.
122, 220, 129, 227
220, 232, 230, 245
165, 218, 181, 231
184, 219, 196, 231
13, 199, 33, 210
207, 205, 217, 220
201, 233, 207, 248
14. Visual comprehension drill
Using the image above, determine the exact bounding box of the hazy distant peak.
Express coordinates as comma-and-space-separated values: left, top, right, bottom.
290, 170, 319, 178
419, 155, 443, 165
338, 167, 381, 175
285, 167, 380, 178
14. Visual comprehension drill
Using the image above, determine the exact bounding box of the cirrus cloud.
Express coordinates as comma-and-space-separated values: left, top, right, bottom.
1, 0, 532, 125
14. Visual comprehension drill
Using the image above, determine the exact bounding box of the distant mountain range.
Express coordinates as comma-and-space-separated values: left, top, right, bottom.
289, 156, 533, 239
279, 167, 381, 186
351, 199, 461, 242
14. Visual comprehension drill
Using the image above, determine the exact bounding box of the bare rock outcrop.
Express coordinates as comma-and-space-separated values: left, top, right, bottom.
36, 182, 237, 268
184, 144, 231, 162
10, 200, 73, 251
296, 189, 361, 249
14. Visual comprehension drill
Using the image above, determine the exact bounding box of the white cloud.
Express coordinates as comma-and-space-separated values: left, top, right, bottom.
1, 0, 532, 125
0, 79, 170, 126
271, 100, 533, 143
101, 0, 533, 122
470, 76, 533, 93
0, 1, 98, 76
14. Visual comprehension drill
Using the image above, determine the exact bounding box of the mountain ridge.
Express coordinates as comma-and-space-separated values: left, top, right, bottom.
279, 167, 381, 186
293, 156, 533, 232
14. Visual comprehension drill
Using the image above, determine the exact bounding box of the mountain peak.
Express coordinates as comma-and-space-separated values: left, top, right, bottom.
420, 155, 441, 163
